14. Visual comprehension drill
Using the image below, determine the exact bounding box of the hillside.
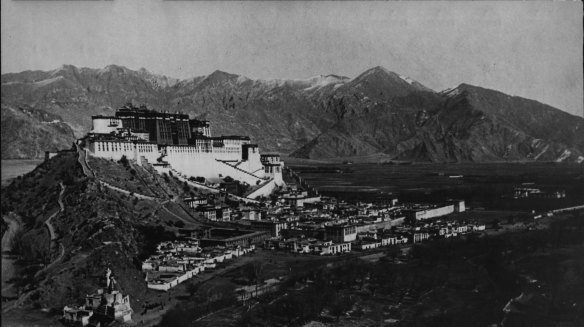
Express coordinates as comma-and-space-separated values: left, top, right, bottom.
0, 151, 207, 320
2, 64, 583, 162
296, 82, 584, 162
1, 104, 76, 159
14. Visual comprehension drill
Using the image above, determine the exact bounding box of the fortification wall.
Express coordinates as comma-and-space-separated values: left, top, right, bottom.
88, 141, 282, 189
164, 150, 261, 184
87, 140, 159, 163
247, 179, 278, 199
264, 164, 284, 185
165, 145, 267, 184
416, 205, 455, 220
237, 150, 264, 176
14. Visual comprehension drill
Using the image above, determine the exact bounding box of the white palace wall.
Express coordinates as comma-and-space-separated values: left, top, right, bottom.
237, 149, 264, 175
87, 140, 159, 163
87, 141, 281, 187
164, 146, 265, 184
91, 117, 122, 134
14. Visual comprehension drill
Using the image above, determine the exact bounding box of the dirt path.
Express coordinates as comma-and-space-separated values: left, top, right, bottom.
170, 168, 259, 204
98, 180, 159, 201
35, 183, 67, 278
43, 182, 65, 241
160, 205, 200, 226
75, 144, 94, 178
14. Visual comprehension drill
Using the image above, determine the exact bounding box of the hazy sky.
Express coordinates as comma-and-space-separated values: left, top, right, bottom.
2, 0, 582, 117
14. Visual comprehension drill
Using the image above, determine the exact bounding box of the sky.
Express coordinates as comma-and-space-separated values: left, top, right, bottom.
1, 0, 583, 117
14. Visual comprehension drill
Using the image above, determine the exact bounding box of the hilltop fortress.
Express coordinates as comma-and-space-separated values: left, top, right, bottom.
80, 104, 284, 198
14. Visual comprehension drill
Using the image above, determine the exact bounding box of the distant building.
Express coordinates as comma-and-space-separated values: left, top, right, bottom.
310, 241, 352, 255
448, 199, 466, 213
199, 228, 270, 247
196, 205, 217, 221
240, 207, 263, 220
513, 187, 566, 199
281, 190, 321, 207
248, 220, 288, 237
324, 225, 357, 243
404, 204, 455, 221
217, 206, 231, 221
184, 197, 207, 208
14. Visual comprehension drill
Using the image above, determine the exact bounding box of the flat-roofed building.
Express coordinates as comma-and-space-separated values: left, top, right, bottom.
248, 220, 288, 237
324, 224, 357, 243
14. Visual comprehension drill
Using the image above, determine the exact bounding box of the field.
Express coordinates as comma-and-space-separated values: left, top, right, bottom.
285, 160, 584, 211
1, 160, 44, 187
188, 213, 584, 327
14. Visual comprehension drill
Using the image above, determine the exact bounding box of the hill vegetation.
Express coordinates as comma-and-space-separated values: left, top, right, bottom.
0, 152, 202, 315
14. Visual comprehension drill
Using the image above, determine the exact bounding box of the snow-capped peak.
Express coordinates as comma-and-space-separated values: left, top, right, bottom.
398, 74, 415, 85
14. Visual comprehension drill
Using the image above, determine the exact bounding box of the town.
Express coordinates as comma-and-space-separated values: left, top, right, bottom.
140, 186, 485, 290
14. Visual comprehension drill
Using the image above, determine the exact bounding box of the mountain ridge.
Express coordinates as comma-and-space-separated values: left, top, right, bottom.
2, 64, 583, 162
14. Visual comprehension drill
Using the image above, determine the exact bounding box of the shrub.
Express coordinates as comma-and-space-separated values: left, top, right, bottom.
119, 155, 129, 167
174, 221, 185, 228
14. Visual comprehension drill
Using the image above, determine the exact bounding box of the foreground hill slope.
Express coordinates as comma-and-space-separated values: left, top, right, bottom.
0, 151, 202, 315
2, 64, 583, 162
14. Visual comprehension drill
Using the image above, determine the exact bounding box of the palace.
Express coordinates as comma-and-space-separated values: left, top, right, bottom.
80, 104, 284, 198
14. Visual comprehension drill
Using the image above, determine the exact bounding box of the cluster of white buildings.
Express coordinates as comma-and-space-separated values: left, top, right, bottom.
264, 238, 353, 255
513, 186, 566, 199
141, 239, 255, 292
248, 188, 488, 256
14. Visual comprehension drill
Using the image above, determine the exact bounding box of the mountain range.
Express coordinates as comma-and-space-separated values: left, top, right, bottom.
2, 64, 583, 162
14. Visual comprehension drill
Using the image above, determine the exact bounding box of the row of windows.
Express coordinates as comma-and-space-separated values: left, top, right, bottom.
215, 147, 241, 153
167, 146, 243, 154
168, 147, 214, 154
97, 142, 130, 152
265, 166, 281, 173
95, 142, 155, 153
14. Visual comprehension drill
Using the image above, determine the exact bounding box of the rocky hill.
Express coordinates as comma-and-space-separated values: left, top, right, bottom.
1, 104, 76, 158
2, 64, 583, 162
0, 151, 204, 317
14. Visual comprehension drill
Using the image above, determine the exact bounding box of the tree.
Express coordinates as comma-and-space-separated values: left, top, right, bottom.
245, 260, 265, 294
61, 171, 75, 186
119, 155, 129, 167
186, 282, 198, 297
279, 294, 302, 325
492, 218, 501, 230
329, 294, 354, 322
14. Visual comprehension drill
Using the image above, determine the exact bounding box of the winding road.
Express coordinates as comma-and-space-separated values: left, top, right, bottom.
34, 182, 67, 278
75, 143, 94, 178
